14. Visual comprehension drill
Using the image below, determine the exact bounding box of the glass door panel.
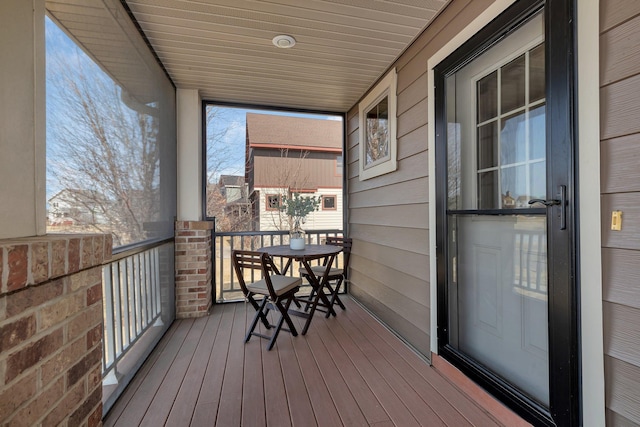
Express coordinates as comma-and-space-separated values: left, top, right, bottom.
444, 12, 549, 406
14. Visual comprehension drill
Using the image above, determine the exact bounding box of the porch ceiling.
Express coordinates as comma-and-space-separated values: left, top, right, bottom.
119, 0, 450, 112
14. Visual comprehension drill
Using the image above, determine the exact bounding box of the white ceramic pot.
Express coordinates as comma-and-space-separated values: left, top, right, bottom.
290, 237, 305, 250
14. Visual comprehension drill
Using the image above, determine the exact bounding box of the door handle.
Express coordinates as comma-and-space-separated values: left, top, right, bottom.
528, 185, 566, 230
528, 199, 560, 207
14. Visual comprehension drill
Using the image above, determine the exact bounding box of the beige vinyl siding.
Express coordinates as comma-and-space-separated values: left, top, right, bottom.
346, 0, 494, 358
256, 187, 343, 232
600, 2, 640, 424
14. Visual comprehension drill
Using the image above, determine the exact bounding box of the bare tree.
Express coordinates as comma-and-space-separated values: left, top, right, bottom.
47, 43, 160, 246
204, 106, 254, 231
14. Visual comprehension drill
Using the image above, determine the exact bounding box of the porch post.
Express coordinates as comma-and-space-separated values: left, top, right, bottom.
175, 89, 214, 316
0, 0, 46, 239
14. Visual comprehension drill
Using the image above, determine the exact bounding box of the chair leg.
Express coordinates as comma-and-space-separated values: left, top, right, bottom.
246, 297, 269, 343
267, 296, 297, 350
247, 294, 272, 329
325, 277, 345, 318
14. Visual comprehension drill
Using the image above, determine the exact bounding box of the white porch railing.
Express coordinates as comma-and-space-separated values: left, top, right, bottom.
101, 239, 174, 414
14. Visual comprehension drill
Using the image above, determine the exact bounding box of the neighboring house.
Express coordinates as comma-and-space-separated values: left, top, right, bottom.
218, 174, 250, 218
48, 189, 107, 226
245, 113, 343, 232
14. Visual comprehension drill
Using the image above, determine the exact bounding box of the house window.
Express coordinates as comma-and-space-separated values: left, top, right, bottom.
336, 155, 343, 176
358, 68, 397, 180
322, 195, 337, 210
266, 194, 281, 211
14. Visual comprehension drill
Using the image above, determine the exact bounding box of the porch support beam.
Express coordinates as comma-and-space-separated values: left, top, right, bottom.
0, 0, 46, 239
176, 88, 203, 221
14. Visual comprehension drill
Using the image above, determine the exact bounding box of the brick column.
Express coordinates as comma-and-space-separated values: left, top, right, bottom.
0, 234, 111, 426
175, 221, 214, 318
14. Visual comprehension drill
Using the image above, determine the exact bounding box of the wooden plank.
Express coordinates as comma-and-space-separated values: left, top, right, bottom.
165, 311, 223, 425
276, 319, 317, 426
301, 326, 370, 426
604, 302, 640, 366
397, 98, 429, 139
600, 0, 640, 32
600, 15, 640, 85
348, 284, 431, 357
349, 253, 430, 307
349, 223, 429, 255
605, 355, 640, 424
320, 311, 422, 426
601, 133, 640, 193
139, 316, 209, 426
346, 299, 502, 427
310, 314, 391, 425
398, 72, 428, 115
107, 319, 194, 426
259, 314, 292, 427
288, 321, 343, 426
341, 302, 475, 427
348, 151, 429, 194
349, 177, 429, 208
350, 203, 429, 229
397, 122, 429, 161
603, 248, 640, 309
337, 305, 444, 425
103, 323, 178, 426
351, 238, 430, 280
215, 304, 246, 426
191, 304, 236, 425
600, 74, 640, 140
242, 304, 266, 426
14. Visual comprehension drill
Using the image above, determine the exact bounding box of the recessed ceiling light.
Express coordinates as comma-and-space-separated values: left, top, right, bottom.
272, 35, 296, 49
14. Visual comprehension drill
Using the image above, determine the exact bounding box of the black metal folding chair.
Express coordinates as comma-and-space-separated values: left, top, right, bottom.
232, 250, 301, 350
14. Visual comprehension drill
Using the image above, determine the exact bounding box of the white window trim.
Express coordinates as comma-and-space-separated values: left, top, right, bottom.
358, 68, 397, 180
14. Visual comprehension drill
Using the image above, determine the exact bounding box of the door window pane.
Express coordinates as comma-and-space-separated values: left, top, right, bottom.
501, 111, 527, 165
477, 71, 498, 122
501, 54, 526, 112
529, 104, 546, 160
478, 171, 498, 209
478, 122, 498, 170
529, 43, 545, 103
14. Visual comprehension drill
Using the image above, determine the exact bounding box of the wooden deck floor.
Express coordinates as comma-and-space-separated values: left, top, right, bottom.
104, 297, 505, 427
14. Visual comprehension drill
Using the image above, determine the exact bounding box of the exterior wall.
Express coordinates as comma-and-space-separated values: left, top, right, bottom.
0, 0, 46, 239
0, 234, 110, 425
175, 221, 213, 318
346, 0, 494, 357
252, 150, 343, 190
256, 187, 343, 232
600, 1, 640, 424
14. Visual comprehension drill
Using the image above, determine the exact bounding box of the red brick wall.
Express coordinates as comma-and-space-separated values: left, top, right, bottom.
0, 234, 110, 426
175, 221, 213, 318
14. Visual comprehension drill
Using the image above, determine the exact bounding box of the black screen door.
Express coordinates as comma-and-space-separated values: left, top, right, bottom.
434, 1, 578, 425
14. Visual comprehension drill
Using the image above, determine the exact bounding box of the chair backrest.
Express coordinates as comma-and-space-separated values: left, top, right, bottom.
231, 250, 277, 297
325, 236, 352, 272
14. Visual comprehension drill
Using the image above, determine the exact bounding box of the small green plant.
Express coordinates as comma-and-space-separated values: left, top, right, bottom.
280, 192, 320, 233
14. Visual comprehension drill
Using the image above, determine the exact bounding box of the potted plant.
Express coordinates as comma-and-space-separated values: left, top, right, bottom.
280, 192, 320, 250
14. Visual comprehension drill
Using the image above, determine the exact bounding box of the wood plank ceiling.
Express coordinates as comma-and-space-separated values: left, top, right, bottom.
47, 0, 450, 112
